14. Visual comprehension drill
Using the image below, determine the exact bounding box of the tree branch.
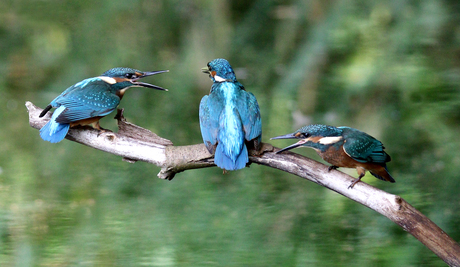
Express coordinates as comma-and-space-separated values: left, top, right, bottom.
26, 101, 460, 266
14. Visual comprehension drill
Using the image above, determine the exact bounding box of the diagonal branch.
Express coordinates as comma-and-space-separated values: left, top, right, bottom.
26, 101, 460, 266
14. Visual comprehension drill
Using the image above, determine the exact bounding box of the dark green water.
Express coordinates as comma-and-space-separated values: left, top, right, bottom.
1, 1, 459, 266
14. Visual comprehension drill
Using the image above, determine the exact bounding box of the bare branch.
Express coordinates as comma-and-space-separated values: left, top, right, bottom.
26, 101, 460, 266
251, 152, 460, 266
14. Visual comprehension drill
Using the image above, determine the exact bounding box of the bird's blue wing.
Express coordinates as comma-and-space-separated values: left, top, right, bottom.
49, 77, 101, 107
51, 80, 120, 124
342, 129, 390, 164
236, 83, 262, 142
199, 94, 220, 153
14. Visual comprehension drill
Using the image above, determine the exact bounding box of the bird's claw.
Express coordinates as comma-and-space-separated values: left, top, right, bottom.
348, 179, 360, 189
328, 166, 339, 172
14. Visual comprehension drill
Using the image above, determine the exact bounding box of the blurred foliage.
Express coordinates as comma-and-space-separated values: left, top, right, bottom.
1, 0, 460, 266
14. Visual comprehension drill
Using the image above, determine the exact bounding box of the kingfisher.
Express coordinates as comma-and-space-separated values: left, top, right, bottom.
39, 67, 168, 143
199, 58, 262, 171
271, 124, 395, 188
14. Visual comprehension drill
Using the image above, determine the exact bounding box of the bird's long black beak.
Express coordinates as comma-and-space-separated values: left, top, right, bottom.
201, 67, 210, 74
270, 133, 297, 140
141, 70, 169, 77
275, 140, 308, 154
133, 70, 169, 91
271, 133, 306, 154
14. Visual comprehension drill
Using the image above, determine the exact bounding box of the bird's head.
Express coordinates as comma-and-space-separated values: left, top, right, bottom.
100, 67, 168, 92
271, 124, 344, 153
202, 58, 236, 83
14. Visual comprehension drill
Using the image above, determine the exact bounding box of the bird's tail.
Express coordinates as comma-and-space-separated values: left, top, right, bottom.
39, 106, 70, 143
212, 107, 248, 170
214, 142, 248, 171
370, 165, 395, 183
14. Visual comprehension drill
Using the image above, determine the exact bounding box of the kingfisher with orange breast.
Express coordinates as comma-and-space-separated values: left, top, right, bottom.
272, 124, 395, 188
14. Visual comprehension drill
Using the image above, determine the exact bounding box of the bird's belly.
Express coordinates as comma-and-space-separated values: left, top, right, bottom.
318, 145, 360, 168
69, 116, 103, 127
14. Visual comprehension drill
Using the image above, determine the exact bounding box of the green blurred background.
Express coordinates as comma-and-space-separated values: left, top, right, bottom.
1, 0, 459, 266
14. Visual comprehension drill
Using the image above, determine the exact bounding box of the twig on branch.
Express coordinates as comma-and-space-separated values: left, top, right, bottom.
26, 101, 460, 266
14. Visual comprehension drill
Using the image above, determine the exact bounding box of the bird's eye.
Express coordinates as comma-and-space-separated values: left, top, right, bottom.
295, 132, 306, 138
125, 73, 135, 79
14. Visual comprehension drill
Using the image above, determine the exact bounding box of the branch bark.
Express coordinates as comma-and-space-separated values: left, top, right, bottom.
26, 101, 460, 266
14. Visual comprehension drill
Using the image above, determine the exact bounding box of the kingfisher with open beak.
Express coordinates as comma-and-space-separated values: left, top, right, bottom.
39, 67, 168, 143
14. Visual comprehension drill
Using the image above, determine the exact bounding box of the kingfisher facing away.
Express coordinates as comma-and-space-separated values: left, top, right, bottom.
39, 67, 168, 143
271, 124, 395, 188
199, 58, 262, 171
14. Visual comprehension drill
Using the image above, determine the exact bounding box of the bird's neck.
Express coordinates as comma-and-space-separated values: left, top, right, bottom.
115, 87, 130, 99
305, 141, 329, 152
213, 83, 240, 101
211, 81, 239, 93
305, 136, 344, 152
110, 81, 133, 98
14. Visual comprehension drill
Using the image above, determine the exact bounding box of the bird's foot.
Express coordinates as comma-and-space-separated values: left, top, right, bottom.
349, 169, 366, 189
248, 143, 273, 157
260, 142, 274, 154
249, 142, 273, 157
348, 178, 361, 189
328, 165, 339, 172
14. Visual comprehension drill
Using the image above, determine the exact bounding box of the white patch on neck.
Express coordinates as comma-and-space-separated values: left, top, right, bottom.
97, 76, 117, 84
214, 75, 227, 82
318, 136, 343, 145
119, 88, 130, 95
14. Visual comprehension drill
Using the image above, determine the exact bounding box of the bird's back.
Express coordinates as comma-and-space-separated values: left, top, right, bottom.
50, 79, 120, 124
199, 81, 261, 170
340, 127, 391, 165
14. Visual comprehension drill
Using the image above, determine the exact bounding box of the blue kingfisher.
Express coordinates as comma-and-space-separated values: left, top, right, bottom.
199, 58, 262, 171
39, 67, 168, 143
271, 124, 395, 188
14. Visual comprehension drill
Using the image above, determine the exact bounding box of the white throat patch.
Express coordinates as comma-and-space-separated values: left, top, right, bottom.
318, 136, 343, 145
214, 75, 227, 82
97, 76, 117, 84
118, 88, 130, 95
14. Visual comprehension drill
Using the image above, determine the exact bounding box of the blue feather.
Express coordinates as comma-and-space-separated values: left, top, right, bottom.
200, 59, 262, 171
39, 106, 70, 143
213, 106, 247, 170
215, 143, 248, 171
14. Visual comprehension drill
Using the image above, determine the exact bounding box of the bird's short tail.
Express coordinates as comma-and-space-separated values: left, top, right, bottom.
214, 143, 248, 171
370, 165, 395, 183
39, 106, 70, 143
